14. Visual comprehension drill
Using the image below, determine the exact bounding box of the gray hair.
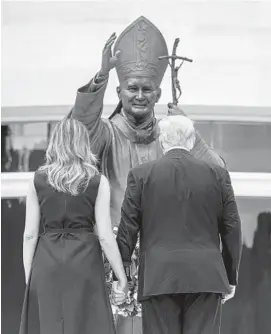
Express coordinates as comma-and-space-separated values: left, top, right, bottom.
159, 115, 196, 151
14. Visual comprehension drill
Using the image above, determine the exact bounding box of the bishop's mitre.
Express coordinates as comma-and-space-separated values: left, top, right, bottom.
113, 16, 169, 87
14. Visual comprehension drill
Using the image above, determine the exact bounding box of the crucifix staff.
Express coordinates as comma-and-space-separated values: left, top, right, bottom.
159, 38, 193, 105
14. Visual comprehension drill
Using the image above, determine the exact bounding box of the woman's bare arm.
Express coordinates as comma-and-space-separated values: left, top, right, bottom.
23, 176, 40, 284
94, 175, 127, 290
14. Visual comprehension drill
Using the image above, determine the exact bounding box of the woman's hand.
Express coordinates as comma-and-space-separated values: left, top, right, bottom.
100, 33, 121, 76
112, 280, 128, 305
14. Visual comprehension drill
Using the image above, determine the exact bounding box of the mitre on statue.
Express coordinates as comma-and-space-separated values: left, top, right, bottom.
113, 16, 169, 87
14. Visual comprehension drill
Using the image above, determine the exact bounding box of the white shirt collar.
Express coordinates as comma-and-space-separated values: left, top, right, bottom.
164, 146, 190, 153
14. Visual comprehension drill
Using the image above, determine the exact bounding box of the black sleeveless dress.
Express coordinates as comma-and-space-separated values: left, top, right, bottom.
19, 171, 116, 334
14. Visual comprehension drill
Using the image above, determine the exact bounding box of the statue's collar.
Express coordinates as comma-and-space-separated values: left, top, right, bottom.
111, 112, 160, 144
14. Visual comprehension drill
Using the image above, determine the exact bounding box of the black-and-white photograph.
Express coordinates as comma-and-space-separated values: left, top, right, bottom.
1, 1, 271, 334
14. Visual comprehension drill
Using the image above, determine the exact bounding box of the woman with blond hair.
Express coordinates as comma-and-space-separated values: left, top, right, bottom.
19, 118, 128, 334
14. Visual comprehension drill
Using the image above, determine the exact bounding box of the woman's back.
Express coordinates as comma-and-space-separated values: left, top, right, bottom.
34, 171, 100, 231
20, 171, 116, 334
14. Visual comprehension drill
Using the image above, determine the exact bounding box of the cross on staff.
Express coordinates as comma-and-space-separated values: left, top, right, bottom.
159, 38, 193, 105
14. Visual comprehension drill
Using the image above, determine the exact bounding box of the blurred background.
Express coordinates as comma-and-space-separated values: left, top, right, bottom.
1, 1, 271, 334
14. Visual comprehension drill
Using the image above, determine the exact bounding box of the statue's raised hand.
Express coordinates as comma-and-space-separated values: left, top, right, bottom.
100, 33, 121, 76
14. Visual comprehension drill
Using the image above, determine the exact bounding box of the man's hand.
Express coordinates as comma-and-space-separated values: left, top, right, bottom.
100, 33, 121, 76
222, 285, 236, 304
112, 280, 128, 305
25, 270, 30, 286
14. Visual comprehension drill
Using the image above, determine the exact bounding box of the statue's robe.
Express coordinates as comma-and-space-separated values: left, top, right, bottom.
72, 74, 225, 228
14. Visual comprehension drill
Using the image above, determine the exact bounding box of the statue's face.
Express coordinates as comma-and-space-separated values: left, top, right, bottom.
118, 77, 161, 121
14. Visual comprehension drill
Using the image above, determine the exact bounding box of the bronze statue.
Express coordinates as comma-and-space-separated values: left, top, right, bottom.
71, 16, 225, 329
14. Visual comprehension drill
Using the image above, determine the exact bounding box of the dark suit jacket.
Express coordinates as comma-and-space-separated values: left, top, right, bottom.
116, 148, 242, 302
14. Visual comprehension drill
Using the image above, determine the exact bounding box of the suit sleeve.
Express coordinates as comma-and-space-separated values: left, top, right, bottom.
219, 168, 242, 285
116, 169, 142, 277
71, 73, 110, 157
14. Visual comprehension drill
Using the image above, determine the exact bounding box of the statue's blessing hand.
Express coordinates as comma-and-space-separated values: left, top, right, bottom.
100, 33, 121, 75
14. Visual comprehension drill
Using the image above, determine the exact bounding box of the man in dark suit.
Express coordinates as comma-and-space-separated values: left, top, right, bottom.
113, 115, 242, 334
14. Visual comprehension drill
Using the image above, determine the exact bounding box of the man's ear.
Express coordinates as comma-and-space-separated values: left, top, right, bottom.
116, 86, 121, 99
156, 88, 162, 102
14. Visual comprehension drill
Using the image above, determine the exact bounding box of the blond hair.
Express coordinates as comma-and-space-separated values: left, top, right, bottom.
39, 118, 99, 195
159, 115, 196, 151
